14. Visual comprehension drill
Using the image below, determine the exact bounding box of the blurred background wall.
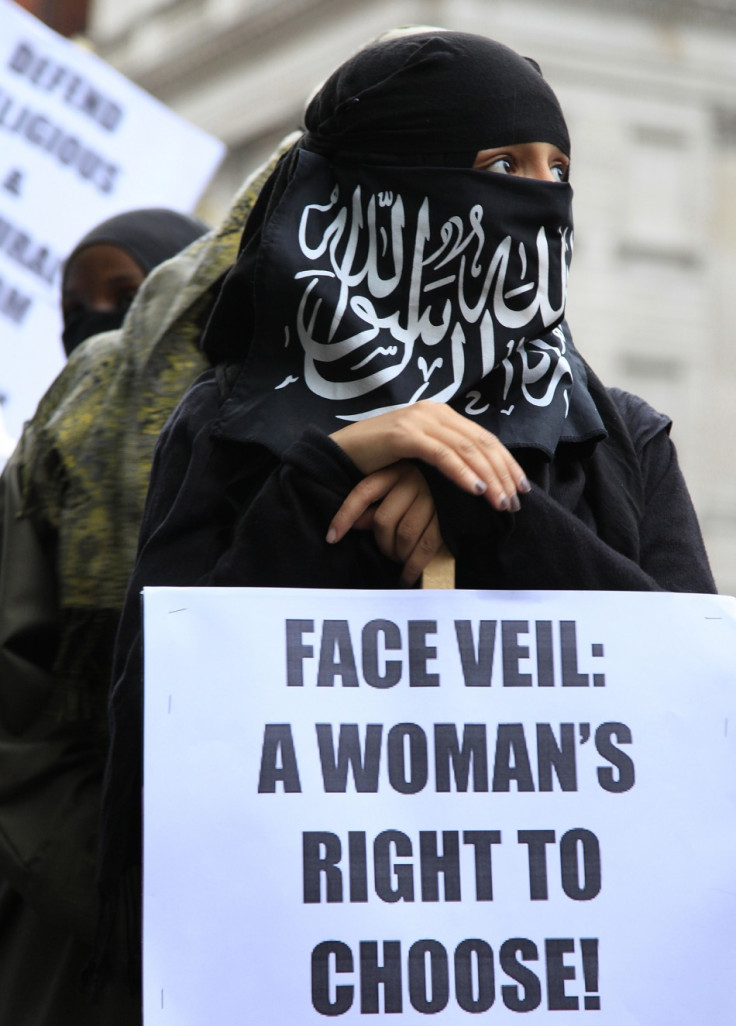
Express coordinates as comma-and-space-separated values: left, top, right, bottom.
28, 0, 736, 593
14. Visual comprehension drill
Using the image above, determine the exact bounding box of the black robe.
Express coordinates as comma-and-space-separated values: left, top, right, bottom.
97, 360, 715, 989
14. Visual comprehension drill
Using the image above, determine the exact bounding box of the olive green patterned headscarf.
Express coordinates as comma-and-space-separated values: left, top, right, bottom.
12, 137, 296, 724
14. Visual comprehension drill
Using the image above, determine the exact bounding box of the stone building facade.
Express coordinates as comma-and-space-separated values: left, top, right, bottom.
83, 0, 736, 591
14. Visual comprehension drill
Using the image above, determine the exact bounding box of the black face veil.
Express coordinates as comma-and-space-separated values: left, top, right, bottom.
61, 208, 208, 356
203, 30, 605, 458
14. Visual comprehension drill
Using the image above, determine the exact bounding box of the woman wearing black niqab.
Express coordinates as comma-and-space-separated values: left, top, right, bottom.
61, 208, 208, 356
204, 32, 590, 460
98, 28, 715, 996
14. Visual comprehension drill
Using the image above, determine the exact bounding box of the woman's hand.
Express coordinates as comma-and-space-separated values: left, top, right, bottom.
330, 400, 529, 512
327, 461, 442, 586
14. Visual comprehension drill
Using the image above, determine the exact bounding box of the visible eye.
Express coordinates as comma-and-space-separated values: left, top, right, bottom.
473, 145, 570, 183
486, 156, 514, 175
114, 287, 139, 313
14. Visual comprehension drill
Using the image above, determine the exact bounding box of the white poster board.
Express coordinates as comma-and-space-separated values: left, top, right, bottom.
0, 0, 225, 440
143, 588, 736, 1024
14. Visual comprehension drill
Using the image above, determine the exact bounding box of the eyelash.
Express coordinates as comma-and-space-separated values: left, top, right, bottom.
485, 156, 569, 182
489, 156, 514, 174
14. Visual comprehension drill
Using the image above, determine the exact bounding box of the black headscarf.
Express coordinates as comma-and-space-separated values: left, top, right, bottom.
61, 208, 208, 356
202, 30, 605, 459
302, 31, 570, 164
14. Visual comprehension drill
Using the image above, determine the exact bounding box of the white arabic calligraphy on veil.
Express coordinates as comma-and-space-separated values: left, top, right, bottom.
291, 178, 574, 421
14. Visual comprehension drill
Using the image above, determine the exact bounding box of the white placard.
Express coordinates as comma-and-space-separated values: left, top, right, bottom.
0, 0, 225, 439
143, 588, 736, 1024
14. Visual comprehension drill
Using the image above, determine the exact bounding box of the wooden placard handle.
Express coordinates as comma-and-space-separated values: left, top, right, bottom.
421, 543, 456, 589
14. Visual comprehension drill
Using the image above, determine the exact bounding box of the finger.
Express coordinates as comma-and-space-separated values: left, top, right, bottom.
370, 473, 424, 561
469, 429, 530, 503
393, 493, 436, 565
419, 408, 531, 511
399, 514, 444, 587
326, 465, 402, 544
332, 402, 529, 510
352, 508, 376, 532
420, 421, 522, 511
386, 403, 524, 508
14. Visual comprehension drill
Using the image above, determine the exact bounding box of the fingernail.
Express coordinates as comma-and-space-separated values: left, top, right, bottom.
326, 527, 337, 544
498, 493, 510, 511
509, 494, 521, 513
474, 480, 487, 494
518, 476, 531, 493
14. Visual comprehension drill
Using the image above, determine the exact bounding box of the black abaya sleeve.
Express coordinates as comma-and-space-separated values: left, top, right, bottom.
431, 392, 716, 595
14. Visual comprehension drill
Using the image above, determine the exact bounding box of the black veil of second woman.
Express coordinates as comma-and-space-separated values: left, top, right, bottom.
202, 30, 606, 458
